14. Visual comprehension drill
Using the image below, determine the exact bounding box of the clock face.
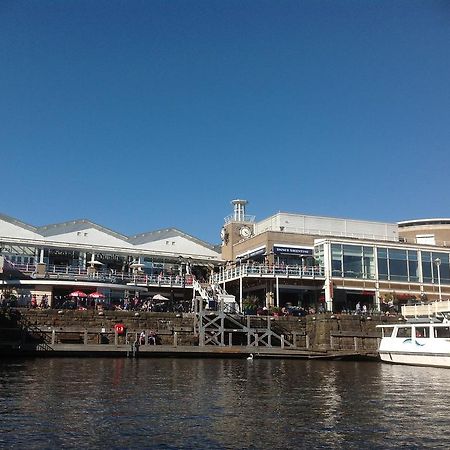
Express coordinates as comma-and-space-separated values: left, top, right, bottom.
240, 226, 251, 238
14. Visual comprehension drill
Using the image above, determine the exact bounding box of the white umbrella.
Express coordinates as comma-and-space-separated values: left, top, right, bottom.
152, 294, 169, 301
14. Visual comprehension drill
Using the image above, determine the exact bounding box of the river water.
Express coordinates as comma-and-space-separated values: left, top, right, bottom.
1, 357, 450, 449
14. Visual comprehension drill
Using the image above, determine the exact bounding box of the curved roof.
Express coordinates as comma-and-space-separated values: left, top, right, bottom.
398, 218, 450, 227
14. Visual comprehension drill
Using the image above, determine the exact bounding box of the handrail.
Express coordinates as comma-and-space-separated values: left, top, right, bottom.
3, 259, 195, 287
213, 263, 325, 283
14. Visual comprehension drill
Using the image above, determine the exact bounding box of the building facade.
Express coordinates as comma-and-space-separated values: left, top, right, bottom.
216, 200, 450, 313
0, 213, 221, 308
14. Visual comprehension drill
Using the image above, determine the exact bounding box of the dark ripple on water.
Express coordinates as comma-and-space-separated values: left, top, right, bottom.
2, 358, 450, 449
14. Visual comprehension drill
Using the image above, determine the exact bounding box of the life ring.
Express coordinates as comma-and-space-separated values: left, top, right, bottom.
114, 323, 125, 335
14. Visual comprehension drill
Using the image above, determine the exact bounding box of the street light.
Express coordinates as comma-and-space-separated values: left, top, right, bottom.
434, 258, 442, 301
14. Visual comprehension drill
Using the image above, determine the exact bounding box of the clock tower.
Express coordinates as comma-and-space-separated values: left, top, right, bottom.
221, 199, 254, 261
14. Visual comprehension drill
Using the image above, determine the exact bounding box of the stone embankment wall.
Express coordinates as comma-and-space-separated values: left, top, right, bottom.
11, 309, 398, 350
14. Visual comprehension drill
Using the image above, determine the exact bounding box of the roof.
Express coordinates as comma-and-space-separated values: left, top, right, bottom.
37, 219, 129, 241
129, 227, 216, 250
398, 219, 450, 227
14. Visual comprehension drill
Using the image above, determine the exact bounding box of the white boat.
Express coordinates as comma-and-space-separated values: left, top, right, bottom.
377, 316, 450, 368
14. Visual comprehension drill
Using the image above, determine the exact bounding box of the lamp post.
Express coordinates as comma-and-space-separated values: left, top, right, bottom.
434, 258, 442, 301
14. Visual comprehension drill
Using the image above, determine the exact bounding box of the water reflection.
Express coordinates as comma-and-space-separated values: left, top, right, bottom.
1, 358, 450, 449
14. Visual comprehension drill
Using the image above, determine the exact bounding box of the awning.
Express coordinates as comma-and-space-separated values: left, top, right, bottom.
236, 246, 266, 260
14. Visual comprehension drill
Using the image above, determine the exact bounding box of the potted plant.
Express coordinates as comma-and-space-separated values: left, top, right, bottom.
242, 296, 259, 315
270, 306, 282, 317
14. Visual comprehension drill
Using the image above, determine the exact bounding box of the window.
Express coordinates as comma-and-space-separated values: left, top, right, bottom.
343, 245, 363, 278
389, 249, 408, 282
396, 327, 411, 338
382, 327, 394, 337
408, 250, 419, 282
432, 252, 450, 285
415, 327, 429, 338
421, 252, 432, 283
377, 248, 388, 280
331, 244, 342, 276
435, 327, 450, 338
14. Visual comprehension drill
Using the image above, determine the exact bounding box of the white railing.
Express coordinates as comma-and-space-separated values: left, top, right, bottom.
213, 263, 325, 283
401, 300, 450, 318
255, 226, 397, 242
3, 259, 195, 287
224, 214, 256, 224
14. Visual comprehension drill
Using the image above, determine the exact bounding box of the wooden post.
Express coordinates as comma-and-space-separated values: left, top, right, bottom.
228, 332, 233, 347
114, 330, 118, 346
330, 335, 334, 350
84, 330, 88, 345
281, 334, 285, 349
353, 337, 358, 351
173, 331, 178, 347
306, 334, 310, 349
51, 330, 56, 345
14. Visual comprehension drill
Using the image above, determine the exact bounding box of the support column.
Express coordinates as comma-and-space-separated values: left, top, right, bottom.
239, 275, 243, 312
375, 281, 381, 312
325, 278, 333, 313
276, 276, 280, 308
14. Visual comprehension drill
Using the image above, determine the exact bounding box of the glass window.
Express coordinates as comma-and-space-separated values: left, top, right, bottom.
432, 253, 450, 285
377, 247, 388, 280
343, 245, 362, 278
331, 244, 342, 276
389, 249, 408, 282
408, 251, 419, 282
421, 252, 432, 283
435, 327, 450, 338
363, 246, 375, 279
415, 327, 429, 338
408, 260, 419, 282
396, 327, 411, 338
382, 327, 394, 337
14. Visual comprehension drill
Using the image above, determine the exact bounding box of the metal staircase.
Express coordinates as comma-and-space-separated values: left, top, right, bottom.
2, 308, 53, 352
192, 280, 295, 348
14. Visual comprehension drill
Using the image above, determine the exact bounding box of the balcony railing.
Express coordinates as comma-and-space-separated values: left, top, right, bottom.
2, 260, 195, 287
213, 263, 325, 283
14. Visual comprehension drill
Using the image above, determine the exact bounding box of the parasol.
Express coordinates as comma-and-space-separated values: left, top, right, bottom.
69, 290, 87, 298
152, 294, 169, 301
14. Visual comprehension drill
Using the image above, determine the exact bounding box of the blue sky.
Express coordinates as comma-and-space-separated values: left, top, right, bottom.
1, 0, 449, 244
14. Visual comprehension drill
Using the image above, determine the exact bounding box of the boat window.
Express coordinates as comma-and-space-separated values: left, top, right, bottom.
396, 327, 411, 338
435, 327, 450, 338
382, 328, 394, 337
415, 327, 428, 338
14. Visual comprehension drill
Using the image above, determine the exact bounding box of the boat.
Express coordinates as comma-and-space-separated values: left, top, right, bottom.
377, 314, 450, 367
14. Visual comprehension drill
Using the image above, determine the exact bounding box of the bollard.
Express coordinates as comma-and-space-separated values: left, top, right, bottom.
51, 330, 56, 345
305, 334, 310, 349
281, 334, 285, 349
114, 330, 118, 346
84, 330, 88, 345
173, 331, 178, 347
229, 332, 233, 347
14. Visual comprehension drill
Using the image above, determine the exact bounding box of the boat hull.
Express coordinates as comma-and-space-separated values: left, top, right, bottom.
379, 351, 450, 368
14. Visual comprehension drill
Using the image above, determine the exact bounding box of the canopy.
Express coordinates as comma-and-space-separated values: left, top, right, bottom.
89, 291, 105, 299
88, 260, 104, 266
152, 294, 169, 301
69, 290, 87, 298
